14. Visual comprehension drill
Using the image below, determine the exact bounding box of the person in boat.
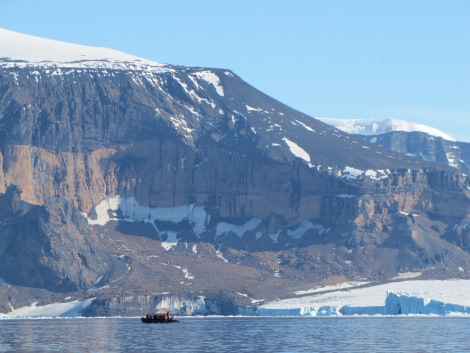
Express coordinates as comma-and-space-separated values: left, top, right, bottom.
167, 310, 171, 319
146, 313, 150, 320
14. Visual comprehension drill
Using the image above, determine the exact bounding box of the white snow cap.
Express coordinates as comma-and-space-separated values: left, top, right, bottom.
0, 27, 164, 68
318, 117, 456, 142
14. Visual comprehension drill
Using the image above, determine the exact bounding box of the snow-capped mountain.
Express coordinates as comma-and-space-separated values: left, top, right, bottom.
318, 117, 455, 141
1, 28, 470, 316
318, 118, 470, 172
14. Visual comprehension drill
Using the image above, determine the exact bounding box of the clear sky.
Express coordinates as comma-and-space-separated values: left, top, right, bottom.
1, 0, 469, 141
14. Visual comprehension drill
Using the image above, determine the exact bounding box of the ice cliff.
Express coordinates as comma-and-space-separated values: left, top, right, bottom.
247, 292, 470, 317
4, 280, 470, 317
384, 292, 470, 316
251, 279, 470, 317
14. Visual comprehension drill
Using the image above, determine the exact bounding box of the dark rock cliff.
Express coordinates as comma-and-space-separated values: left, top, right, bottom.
358, 131, 470, 172
0, 185, 119, 292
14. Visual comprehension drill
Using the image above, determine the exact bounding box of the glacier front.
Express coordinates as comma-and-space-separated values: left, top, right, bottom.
253, 278, 470, 317
3, 278, 470, 318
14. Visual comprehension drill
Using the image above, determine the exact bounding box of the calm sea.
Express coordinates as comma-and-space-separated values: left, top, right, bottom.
0, 316, 468, 352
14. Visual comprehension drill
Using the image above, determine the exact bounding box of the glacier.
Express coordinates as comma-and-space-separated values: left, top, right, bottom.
252, 278, 470, 317
251, 292, 470, 317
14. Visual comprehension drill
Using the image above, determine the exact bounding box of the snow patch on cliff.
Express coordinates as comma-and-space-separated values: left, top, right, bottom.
85, 196, 209, 250
282, 137, 312, 166
216, 218, 262, 238
295, 119, 315, 132
340, 166, 363, 180
287, 221, 327, 239
340, 166, 390, 180
161, 231, 178, 251
193, 70, 224, 96
87, 197, 329, 246
246, 105, 268, 113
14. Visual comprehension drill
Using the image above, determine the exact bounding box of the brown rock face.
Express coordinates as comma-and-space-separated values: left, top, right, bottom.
0, 144, 115, 210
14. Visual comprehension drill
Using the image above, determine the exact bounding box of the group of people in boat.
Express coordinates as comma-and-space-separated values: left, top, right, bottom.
146, 311, 171, 320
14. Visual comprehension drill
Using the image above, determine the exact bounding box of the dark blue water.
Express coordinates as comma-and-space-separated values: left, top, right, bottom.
0, 316, 469, 352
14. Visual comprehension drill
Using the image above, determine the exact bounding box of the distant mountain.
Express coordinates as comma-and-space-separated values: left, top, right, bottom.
319, 118, 470, 172
317, 118, 456, 141
1, 29, 470, 317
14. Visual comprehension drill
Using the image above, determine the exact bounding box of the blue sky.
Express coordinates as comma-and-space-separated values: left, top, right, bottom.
1, 0, 469, 141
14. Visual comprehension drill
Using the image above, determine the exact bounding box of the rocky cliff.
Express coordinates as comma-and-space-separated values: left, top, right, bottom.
1, 29, 470, 316
364, 131, 470, 172
318, 118, 470, 172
